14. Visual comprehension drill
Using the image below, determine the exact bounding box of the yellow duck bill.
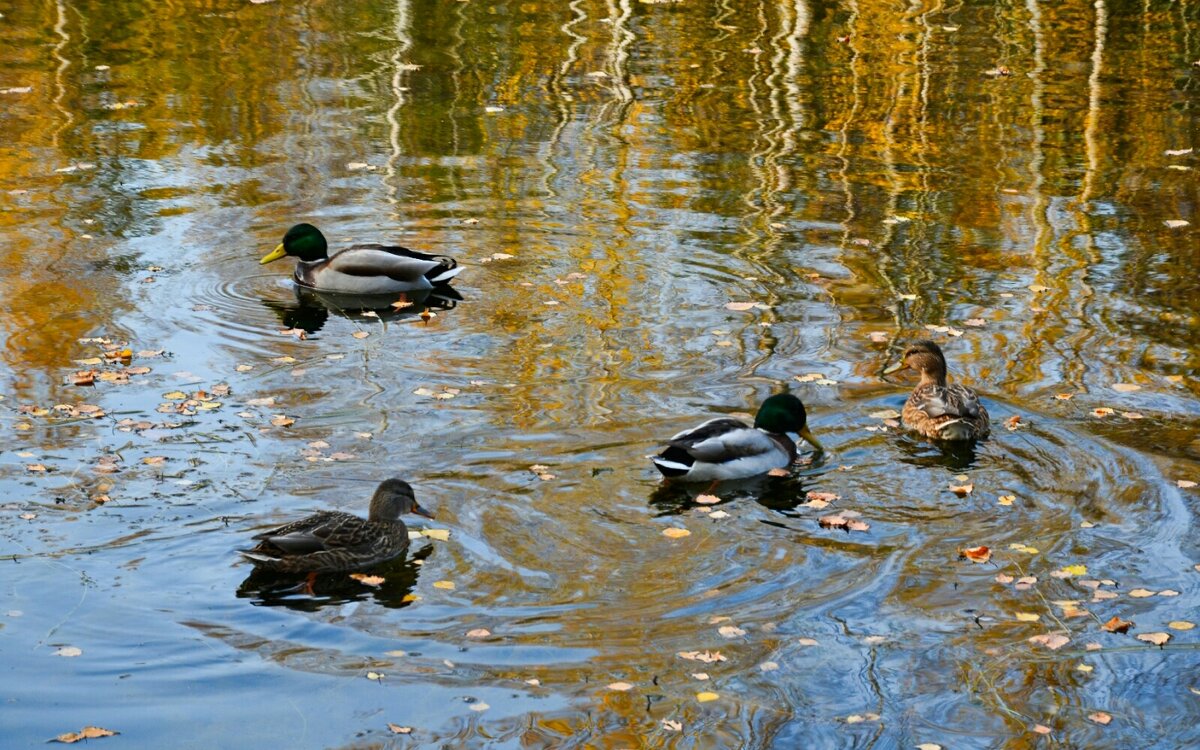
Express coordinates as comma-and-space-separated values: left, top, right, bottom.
260, 244, 287, 264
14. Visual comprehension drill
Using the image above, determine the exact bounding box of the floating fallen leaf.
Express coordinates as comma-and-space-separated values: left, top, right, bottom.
1005, 415, 1024, 431
960, 546, 991, 563
662, 719, 682, 731
1169, 621, 1194, 630
1102, 616, 1132, 633
1032, 724, 1052, 735
1010, 544, 1039, 555
420, 529, 450, 541
1159, 589, 1180, 597
963, 318, 986, 327
663, 527, 691, 538
1129, 588, 1154, 598
759, 661, 779, 672
916, 744, 942, 750
270, 415, 295, 427
1014, 612, 1040, 622
71, 370, 96, 386
1028, 284, 1049, 293
725, 301, 760, 311
1163, 219, 1191, 229
718, 625, 746, 638
1137, 632, 1171, 646
949, 483, 973, 497
995, 573, 1014, 583
26, 464, 48, 473
142, 456, 167, 465
844, 712, 881, 723
467, 628, 491, 638
677, 650, 726, 663
708, 510, 730, 519
1055, 393, 1074, 400
1111, 383, 1141, 392
51, 726, 118, 744
469, 702, 489, 711
695, 494, 721, 505
1092, 407, 1115, 418
1076, 663, 1094, 673
1088, 712, 1112, 726
387, 724, 412, 734
351, 331, 370, 339
1165, 148, 1194, 156
998, 494, 1016, 506
433, 580, 455, 590
696, 691, 719, 703
163, 390, 187, 400
1177, 480, 1197, 489
277, 328, 307, 339
606, 681, 633, 691
1028, 633, 1070, 650
869, 409, 901, 420
767, 468, 790, 477
350, 574, 385, 586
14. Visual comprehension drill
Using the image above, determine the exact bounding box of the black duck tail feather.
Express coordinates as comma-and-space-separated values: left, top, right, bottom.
652, 445, 694, 477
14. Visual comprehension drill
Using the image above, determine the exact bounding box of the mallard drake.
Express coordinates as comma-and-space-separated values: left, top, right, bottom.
651, 393, 824, 482
261, 223, 462, 294
240, 478, 434, 573
884, 339, 990, 441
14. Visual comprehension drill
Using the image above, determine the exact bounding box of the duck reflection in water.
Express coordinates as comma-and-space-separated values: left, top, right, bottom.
648, 468, 824, 518
237, 545, 431, 611
263, 285, 463, 335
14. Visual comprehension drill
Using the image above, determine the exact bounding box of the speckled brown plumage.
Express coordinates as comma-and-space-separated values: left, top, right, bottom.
240, 478, 433, 573
892, 340, 990, 442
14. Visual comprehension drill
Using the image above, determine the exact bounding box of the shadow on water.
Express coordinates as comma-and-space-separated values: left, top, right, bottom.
647, 460, 830, 518
262, 286, 464, 335
891, 432, 981, 471
236, 545, 432, 611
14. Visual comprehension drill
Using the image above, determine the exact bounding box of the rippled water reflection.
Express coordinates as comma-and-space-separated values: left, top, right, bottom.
2, 0, 1198, 746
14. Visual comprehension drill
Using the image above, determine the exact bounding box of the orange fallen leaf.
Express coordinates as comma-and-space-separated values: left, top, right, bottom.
1088, 712, 1112, 725
387, 724, 412, 734
694, 494, 721, 505
352, 331, 370, 339
350, 574, 385, 586
1054, 393, 1074, 400
52, 726, 119, 744
949, 483, 973, 496
1101, 616, 1132, 633
805, 491, 840, 503
71, 370, 96, 386
663, 527, 691, 539
767, 468, 790, 477
1005, 415, 1023, 431
1032, 724, 1052, 735
1092, 407, 1114, 418
960, 546, 991, 563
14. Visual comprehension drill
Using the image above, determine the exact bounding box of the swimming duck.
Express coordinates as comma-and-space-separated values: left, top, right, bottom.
884, 339, 990, 441
651, 393, 823, 482
240, 478, 434, 573
260, 223, 462, 294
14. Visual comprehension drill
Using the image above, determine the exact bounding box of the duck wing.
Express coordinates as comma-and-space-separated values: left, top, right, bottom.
668, 418, 779, 460
250, 510, 357, 555
912, 384, 984, 420
328, 245, 460, 284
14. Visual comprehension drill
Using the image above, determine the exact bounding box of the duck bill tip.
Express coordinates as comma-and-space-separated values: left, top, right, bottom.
798, 426, 825, 452
260, 244, 287, 264
882, 361, 906, 375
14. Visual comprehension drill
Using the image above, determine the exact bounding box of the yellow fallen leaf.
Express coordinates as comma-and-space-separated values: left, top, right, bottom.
52, 726, 119, 744
606, 681, 633, 691
163, 390, 187, 400
420, 529, 451, 541
1076, 663, 1093, 673
662, 527, 691, 539
696, 691, 719, 702
1168, 621, 1195, 630
142, 456, 167, 465
366, 671, 384, 680
1014, 612, 1040, 622
1059, 564, 1087, 577
352, 331, 370, 339
998, 494, 1015, 506
1111, 383, 1141, 392
432, 580, 455, 590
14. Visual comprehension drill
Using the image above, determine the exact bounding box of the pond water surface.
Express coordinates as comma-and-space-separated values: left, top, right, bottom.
1, 0, 1199, 747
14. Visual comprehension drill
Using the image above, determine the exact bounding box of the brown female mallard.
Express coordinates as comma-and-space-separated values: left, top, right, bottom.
884, 340, 990, 441
240, 478, 433, 573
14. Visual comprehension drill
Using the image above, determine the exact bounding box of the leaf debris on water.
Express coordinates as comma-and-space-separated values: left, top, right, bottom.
51, 727, 118, 744
663, 527, 691, 538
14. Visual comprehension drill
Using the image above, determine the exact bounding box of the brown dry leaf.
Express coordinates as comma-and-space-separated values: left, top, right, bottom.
767, 467, 790, 477
387, 724, 412, 734
1102, 616, 1133, 633
606, 681, 633, 691
142, 456, 167, 466
52, 726, 119, 744
1092, 407, 1115, 418
26, 464, 48, 473
1055, 392, 1074, 400
71, 370, 96, 386
663, 527, 691, 539
1005, 415, 1024, 431
960, 546, 992, 563
1163, 219, 1191, 229
270, 415, 295, 427
806, 491, 840, 503
1136, 632, 1171, 646
949, 483, 973, 497
350, 574, 385, 586
1088, 712, 1112, 726
351, 331, 370, 339
1027, 633, 1070, 650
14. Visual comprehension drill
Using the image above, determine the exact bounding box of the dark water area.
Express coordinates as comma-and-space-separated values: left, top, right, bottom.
1, 0, 1198, 746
